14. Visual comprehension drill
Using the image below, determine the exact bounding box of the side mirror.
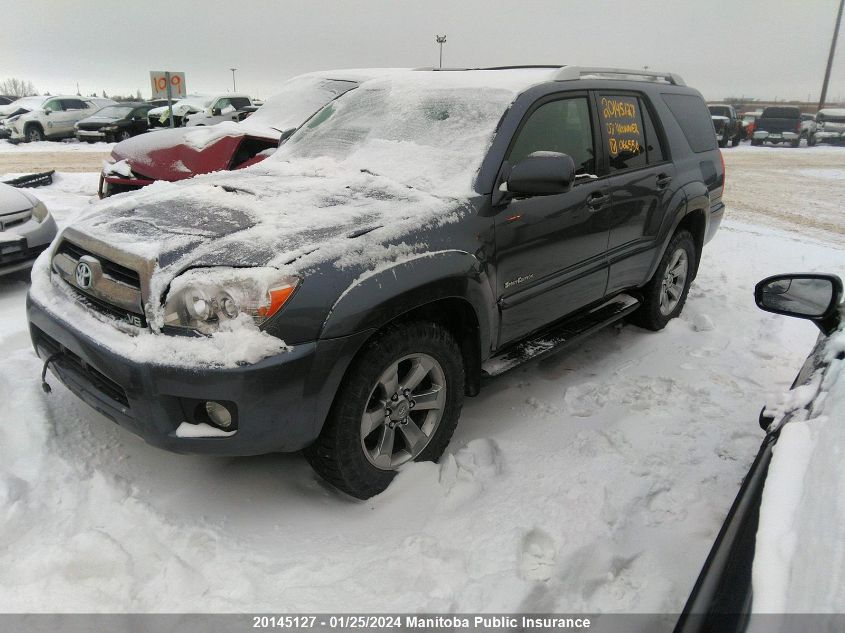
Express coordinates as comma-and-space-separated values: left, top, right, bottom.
43, 108, 51, 115
211, 108, 222, 116
505, 152, 576, 196
755, 273, 843, 334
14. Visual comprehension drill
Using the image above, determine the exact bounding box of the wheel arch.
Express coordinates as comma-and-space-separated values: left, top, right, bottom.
320, 251, 497, 397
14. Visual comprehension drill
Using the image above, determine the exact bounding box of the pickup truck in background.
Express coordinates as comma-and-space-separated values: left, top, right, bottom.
810, 108, 845, 146
751, 106, 803, 147
708, 103, 742, 147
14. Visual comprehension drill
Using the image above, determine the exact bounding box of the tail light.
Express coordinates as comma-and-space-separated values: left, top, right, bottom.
796, 120, 802, 133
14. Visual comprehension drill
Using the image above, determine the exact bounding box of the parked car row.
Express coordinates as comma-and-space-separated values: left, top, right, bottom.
0, 95, 116, 142
709, 103, 845, 148
0, 92, 264, 144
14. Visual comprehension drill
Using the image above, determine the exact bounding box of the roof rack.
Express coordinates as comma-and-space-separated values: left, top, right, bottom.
555, 66, 685, 86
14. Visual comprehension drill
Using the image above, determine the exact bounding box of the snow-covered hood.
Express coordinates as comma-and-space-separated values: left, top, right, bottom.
0, 183, 36, 215
148, 102, 205, 117
64, 158, 462, 317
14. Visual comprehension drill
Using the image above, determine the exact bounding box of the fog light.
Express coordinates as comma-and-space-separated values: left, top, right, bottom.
205, 401, 232, 429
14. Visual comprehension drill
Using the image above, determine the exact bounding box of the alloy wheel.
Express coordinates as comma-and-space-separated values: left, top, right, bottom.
659, 248, 688, 316
360, 353, 447, 469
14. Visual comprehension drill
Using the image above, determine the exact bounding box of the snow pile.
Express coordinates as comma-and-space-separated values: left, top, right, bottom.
752, 322, 845, 612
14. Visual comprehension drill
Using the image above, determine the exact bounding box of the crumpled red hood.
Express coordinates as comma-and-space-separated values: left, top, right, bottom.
109, 127, 268, 182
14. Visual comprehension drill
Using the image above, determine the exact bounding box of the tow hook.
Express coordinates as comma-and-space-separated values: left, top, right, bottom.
40, 352, 62, 394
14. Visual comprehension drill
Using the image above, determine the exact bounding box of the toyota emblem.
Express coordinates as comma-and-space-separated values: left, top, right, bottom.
75, 262, 93, 289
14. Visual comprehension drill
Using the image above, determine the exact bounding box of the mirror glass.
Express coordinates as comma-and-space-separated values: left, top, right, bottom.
760, 277, 834, 317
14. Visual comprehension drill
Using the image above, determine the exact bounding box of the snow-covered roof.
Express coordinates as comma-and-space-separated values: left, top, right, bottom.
818, 108, 845, 117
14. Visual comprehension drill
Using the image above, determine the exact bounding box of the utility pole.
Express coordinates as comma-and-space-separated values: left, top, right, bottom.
819, 0, 844, 109
435, 35, 447, 69
230, 68, 238, 92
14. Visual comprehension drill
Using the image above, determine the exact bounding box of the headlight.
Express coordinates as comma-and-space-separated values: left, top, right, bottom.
30, 200, 49, 223
163, 267, 300, 334
102, 125, 118, 131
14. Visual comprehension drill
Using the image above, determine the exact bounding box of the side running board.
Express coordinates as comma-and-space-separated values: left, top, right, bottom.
481, 294, 641, 377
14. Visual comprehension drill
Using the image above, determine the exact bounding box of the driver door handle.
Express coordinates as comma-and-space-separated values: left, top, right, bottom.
656, 173, 673, 189
587, 192, 609, 211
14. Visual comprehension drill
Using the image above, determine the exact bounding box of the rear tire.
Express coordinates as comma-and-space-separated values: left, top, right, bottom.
790, 138, 801, 148
731, 135, 740, 147
304, 321, 465, 499
751, 138, 762, 146
808, 134, 817, 147
630, 229, 697, 331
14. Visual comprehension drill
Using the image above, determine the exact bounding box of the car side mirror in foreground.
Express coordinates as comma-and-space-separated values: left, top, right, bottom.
43, 108, 51, 115
505, 151, 576, 196
755, 273, 843, 334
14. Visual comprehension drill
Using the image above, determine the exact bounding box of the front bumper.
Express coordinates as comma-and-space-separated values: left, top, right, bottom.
76, 129, 108, 141
98, 172, 155, 198
814, 131, 844, 142
1, 215, 57, 275
27, 295, 371, 455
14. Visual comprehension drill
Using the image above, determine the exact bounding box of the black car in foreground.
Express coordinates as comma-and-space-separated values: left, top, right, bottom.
74, 102, 155, 143
28, 66, 724, 499
676, 273, 844, 633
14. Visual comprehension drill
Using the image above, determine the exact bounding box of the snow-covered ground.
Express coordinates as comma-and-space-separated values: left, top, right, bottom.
0, 139, 114, 153
0, 146, 844, 613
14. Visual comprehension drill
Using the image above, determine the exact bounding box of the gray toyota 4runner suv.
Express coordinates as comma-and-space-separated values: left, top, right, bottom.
28, 67, 725, 499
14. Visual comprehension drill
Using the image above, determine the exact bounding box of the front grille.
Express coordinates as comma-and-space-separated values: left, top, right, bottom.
52, 238, 147, 328
1, 241, 48, 266
68, 285, 148, 328
56, 240, 141, 289
33, 325, 130, 408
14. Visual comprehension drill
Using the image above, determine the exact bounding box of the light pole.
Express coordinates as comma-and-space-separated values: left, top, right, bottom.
230, 68, 238, 92
435, 35, 447, 69
819, 0, 844, 109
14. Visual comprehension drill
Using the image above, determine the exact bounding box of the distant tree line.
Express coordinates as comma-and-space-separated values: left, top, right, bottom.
0, 78, 37, 97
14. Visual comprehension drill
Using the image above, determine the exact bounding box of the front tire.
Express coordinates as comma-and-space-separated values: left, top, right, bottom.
25, 125, 44, 143
630, 229, 697, 331
117, 129, 132, 142
304, 321, 465, 499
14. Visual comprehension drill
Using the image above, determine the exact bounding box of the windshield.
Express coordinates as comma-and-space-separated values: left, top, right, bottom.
708, 106, 731, 117
244, 76, 358, 133
275, 76, 518, 194
94, 105, 134, 118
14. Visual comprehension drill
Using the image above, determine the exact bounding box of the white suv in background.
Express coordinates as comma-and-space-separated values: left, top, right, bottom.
6, 96, 116, 143
184, 93, 254, 126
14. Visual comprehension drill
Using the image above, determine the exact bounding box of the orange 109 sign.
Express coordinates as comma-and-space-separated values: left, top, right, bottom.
149, 71, 187, 99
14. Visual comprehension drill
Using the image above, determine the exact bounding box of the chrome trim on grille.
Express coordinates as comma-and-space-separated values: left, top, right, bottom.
51, 227, 157, 323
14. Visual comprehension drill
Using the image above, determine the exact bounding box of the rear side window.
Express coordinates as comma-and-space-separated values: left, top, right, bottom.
507, 96, 596, 176
598, 94, 647, 171
661, 93, 717, 153
62, 99, 87, 110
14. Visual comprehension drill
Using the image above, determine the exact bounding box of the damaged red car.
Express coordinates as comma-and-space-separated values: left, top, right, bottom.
98, 70, 394, 197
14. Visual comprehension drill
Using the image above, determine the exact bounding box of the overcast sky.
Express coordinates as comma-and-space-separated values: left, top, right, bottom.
4, 0, 844, 103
